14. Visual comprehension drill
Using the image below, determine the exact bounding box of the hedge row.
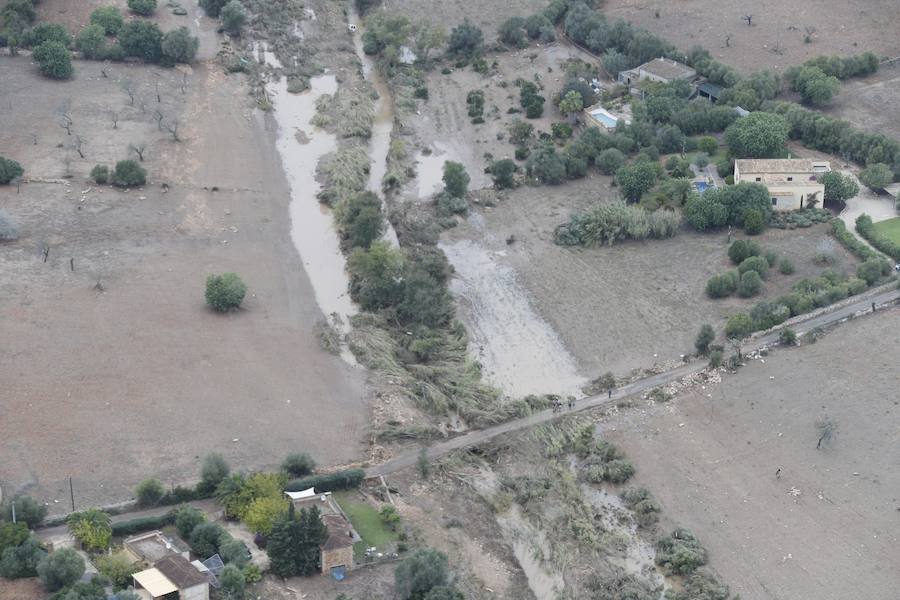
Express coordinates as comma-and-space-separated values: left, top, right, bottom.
830, 219, 878, 261
856, 214, 900, 261
285, 468, 366, 493
111, 510, 176, 537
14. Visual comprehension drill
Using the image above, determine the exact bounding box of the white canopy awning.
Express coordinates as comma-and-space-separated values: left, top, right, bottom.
284, 487, 316, 500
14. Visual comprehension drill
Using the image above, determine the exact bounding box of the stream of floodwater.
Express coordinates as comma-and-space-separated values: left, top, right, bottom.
258, 45, 358, 364
350, 11, 399, 247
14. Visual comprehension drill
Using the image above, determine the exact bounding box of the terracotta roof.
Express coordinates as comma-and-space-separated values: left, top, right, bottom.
639, 58, 695, 80
321, 514, 354, 551
154, 555, 208, 589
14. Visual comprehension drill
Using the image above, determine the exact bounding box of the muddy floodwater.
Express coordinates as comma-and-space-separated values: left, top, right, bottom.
440, 214, 586, 397
260, 46, 357, 361
350, 11, 399, 246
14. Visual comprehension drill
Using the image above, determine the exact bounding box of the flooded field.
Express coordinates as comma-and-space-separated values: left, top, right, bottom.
440, 214, 586, 397
260, 45, 357, 358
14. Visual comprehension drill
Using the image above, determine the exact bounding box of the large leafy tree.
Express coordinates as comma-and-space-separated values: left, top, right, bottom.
266, 505, 328, 577
820, 171, 859, 202
616, 160, 660, 203
858, 163, 893, 190
37, 547, 85, 592
724, 111, 789, 158
33, 41, 73, 79
119, 20, 163, 62
161, 26, 199, 64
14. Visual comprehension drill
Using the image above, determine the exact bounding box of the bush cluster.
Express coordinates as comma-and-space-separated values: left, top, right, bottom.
554, 200, 679, 247
621, 487, 661, 528
684, 183, 771, 232
705, 270, 739, 298
856, 214, 900, 261
829, 219, 878, 261
655, 529, 708, 575
0, 155, 24, 184
767, 207, 831, 229
205, 273, 247, 312
285, 468, 366, 493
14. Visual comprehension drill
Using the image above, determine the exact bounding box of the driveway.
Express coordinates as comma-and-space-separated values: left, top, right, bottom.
839, 171, 897, 228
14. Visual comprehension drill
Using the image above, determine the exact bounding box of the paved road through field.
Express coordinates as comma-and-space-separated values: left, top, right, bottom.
365, 286, 899, 478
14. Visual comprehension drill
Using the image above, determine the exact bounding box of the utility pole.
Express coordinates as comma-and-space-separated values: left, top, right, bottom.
11, 501, 16, 524
69, 477, 75, 512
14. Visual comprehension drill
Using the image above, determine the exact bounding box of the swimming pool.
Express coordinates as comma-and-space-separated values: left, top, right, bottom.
694, 180, 716, 194
589, 109, 618, 129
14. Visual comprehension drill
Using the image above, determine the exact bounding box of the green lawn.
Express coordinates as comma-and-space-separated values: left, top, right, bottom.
333, 491, 397, 557
873, 217, 900, 245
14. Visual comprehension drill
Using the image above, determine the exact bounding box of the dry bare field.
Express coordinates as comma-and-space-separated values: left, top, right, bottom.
0, 21, 368, 509
825, 68, 900, 140
602, 309, 900, 600
603, 0, 900, 74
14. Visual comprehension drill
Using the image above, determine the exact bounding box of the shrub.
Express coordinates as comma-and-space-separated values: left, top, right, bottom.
684, 193, 728, 231
750, 301, 790, 329
380, 505, 401, 531
743, 208, 765, 234
205, 273, 247, 312
161, 27, 198, 64
705, 270, 738, 298
728, 239, 761, 265
75, 23, 107, 59
779, 328, 797, 346
595, 148, 625, 175
621, 488, 661, 528
37, 548, 85, 592
95, 553, 137, 590
190, 521, 225, 558
285, 468, 365, 493
111, 512, 175, 537
655, 529, 707, 575
465, 90, 484, 119
219, 537, 250, 567
552, 122, 573, 140
33, 41, 73, 79
89, 164, 109, 184
447, 20, 483, 58
91, 6, 123, 35
0, 536, 44, 579
708, 349, 723, 368
112, 160, 147, 187
221, 0, 247, 35
22, 23, 71, 48
725, 313, 754, 340
200, 0, 228, 17
437, 192, 468, 216
395, 548, 454, 600
173, 506, 205, 538
119, 20, 163, 62
0, 522, 29, 556
738, 255, 769, 278
778, 257, 795, 274
858, 163, 892, 191
716, 158, 733, 178
1, 496, 47, 528
603, 458, 635, 483
199, 453, 230, 494
219, 564, 246, 599
128, 0, 157, 16
442, 161, 469, 198
489, 158, 517, 189
553, 200, 679, 247
694, 324, 715, 355
341, 191, 384, 249
0, 156, 24, 184
135, 479, 164, 507
698, 136, 718, 155
282, 453, 316, 478
856, 257, 890, 285
856, 214, 900, 261
737, 270, 762, 297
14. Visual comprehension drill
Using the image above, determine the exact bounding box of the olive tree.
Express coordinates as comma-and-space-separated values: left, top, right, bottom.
221, 0, 247, 35
37, 548, 85, 591
161, 27, 198, 64
205, 273, 247, 312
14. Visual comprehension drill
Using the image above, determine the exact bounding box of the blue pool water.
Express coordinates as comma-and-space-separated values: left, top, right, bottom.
694, 180, 716, 194
589, 110, 618, 128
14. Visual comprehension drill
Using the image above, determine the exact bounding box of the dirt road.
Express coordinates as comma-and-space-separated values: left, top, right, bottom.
366, 286, 899, 477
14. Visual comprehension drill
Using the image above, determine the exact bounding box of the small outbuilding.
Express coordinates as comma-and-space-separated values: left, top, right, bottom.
697, 81, 723, 103
618, 57, 696, 86
133, 555, 209, 600
734, 158, 830, 211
